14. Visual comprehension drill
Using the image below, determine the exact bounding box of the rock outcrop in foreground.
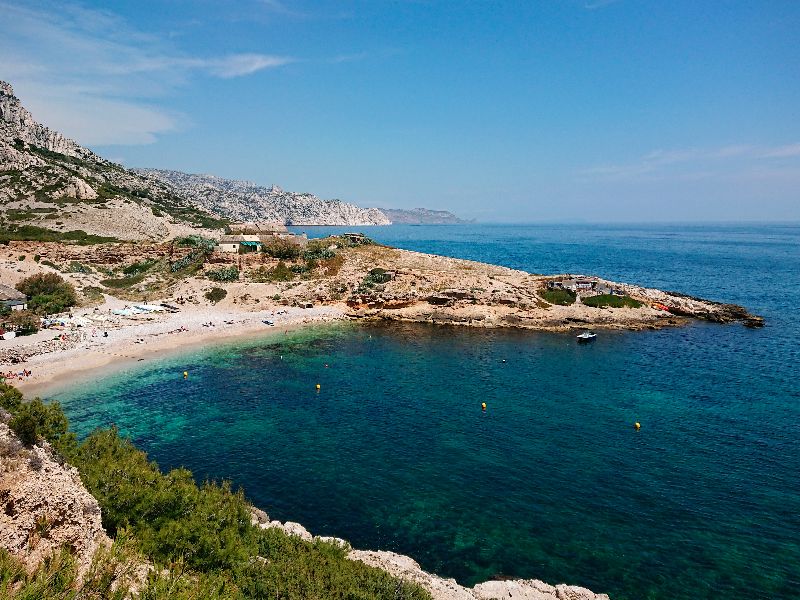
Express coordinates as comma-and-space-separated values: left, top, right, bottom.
0, 422, 110, 578
253, 512, 609, 600
137, 169, 392, 226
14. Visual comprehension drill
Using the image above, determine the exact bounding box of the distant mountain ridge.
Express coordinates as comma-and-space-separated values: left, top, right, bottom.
379, 207, 472, 224
136, 169, 391, 226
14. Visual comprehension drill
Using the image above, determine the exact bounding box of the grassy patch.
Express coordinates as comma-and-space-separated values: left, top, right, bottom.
581, 294, 643, 308
100, 274, 146, 289
539, 287, 577, 305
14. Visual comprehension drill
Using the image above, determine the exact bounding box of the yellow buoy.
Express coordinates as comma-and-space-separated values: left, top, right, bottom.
183, 371, 188, 379
634, 422, 641, 430
481, 402, 487, 411
316, 384, 321, 390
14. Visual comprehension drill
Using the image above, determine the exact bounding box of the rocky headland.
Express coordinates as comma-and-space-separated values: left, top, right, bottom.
378, 207, 472, 224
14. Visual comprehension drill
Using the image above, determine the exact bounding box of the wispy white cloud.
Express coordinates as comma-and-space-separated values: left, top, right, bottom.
0, 0, 293, 145
581, 143, 800, 182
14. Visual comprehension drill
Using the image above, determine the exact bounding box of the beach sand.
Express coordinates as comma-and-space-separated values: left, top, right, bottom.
6, 300, 347, 398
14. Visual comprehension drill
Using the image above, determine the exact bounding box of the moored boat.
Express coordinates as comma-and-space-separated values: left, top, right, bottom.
576, 331, 596, 343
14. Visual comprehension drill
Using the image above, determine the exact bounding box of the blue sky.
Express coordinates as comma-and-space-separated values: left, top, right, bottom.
2, 0, 799, 221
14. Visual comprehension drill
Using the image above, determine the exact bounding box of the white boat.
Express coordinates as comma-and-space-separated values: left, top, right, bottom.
576, 331, 597, 343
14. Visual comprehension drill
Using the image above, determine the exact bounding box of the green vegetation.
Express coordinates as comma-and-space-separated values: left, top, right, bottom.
205, 287, 228, 303
365, 268, 393, 285
356, 267, 394, 294
248, 261, 295, 283
122, 259, 156, 276
207, 266, 239, 282
175, 235, 217, 251
67, 261, 93, 274
3, 310, 40, 334
9, 397, 72, 449
302, 241, 336, 261
0, 385, 430, 600
0, 224, 117, 245
100, 274, 146, 289
16, 273, 77, 315
581, 294, 643, 309
262, 239, 301, 260
539, 287, 577, 306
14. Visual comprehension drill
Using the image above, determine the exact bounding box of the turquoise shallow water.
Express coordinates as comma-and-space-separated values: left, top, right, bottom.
50, 224, 800, 599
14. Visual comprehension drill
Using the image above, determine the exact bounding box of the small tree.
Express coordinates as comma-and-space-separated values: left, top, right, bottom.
262, 238, 300, 260
0, 382, 23, 412
204, 287, 227, 304
7, 309, 39, 334
9, 398, 69, 447
15, 273, 76, 315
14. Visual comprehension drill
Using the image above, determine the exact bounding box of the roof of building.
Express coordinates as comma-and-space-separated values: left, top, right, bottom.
219, 234, 262, 243
0, 284, 26, 302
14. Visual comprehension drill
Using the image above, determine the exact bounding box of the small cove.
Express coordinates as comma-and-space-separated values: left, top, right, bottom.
47, 224, 800, 600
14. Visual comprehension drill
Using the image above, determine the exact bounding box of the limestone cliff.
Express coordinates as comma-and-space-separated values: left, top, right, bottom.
136, 169, 392, 226
0, 421, 111, 577
0, 80, 223, 241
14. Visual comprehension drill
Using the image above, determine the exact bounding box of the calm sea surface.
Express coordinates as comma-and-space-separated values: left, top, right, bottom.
50, 224, 800, 599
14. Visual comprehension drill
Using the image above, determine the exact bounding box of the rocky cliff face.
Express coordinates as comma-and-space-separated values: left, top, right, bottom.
137, 169, 392, 226
0, 80, 223, 240
0, 421, 111, 578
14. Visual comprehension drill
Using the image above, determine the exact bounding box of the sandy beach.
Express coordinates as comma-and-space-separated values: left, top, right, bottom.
4, 298, 347, 397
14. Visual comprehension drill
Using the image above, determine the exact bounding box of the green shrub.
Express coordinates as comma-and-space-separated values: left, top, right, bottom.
175, 235, 216, 251
5, 309, 39, 334
248, 262, 294, 283
539, 287, 577, 305
581, 294, 643, 308
207, 266, 239, 282
122, 259, 155, 276
205, 287, 227, 304
9, 397, 70, 447
33, 254, 41, 262
262, 239, 301, 260
67, 260, 93, 274
0, 382, 23, 412
365, 267, 392, 284
15, 273, 77, 315
303, 243, 335, 260
100, 274, 145, 289
18, 254, 25, 261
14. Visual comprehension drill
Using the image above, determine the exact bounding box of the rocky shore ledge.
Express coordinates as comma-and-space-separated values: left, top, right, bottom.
1, 420, 607, 599
252, 509, 609, 600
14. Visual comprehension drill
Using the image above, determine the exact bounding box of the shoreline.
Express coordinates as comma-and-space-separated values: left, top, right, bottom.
8, 303, 348, 398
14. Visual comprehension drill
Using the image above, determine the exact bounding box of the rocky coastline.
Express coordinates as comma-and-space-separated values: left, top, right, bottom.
0, 419, 607, 599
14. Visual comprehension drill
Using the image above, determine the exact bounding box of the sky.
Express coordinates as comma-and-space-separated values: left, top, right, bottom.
1, 0, 799, 222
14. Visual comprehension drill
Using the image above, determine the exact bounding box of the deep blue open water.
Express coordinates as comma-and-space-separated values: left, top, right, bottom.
49, 224, 799, 599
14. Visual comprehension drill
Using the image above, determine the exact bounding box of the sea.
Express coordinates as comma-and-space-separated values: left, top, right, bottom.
47, 223, 800, 599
